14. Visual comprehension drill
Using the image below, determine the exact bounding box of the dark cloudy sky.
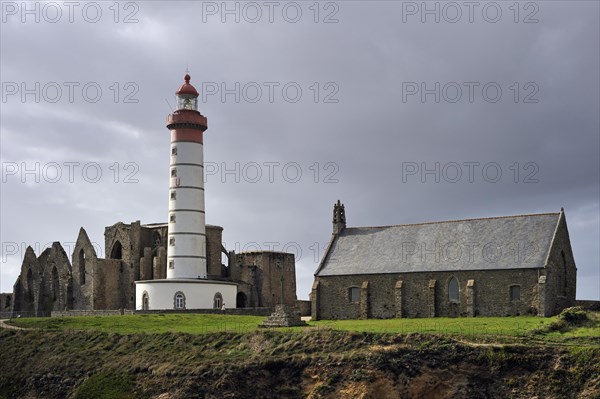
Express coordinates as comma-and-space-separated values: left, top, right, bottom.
1, 1, 598, 300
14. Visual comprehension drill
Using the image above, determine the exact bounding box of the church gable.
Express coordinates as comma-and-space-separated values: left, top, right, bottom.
317, 213, 561, 276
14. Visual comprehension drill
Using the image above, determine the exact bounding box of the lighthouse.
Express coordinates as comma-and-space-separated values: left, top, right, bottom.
135, 73, 237, 310
166, 74, 208, 279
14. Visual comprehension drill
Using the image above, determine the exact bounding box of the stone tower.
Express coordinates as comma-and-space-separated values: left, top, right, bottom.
166, 73, 208, 279
333, 200, 346, 234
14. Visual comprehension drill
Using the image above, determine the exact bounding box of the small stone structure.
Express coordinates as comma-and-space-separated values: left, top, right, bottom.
261, 304, 307, 327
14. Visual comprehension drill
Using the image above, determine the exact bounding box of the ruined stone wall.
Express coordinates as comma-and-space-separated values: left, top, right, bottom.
11, 247, 42, 316
104, 222, 142, 310
234, 252, 297, 308
0, 293, 13, 316
206, 225, 224, 278
71, 229, 97, 310
39, 242, 73, 313
314, 268, 542, 320
93, 259, 127, 310
10, 243, 74, 316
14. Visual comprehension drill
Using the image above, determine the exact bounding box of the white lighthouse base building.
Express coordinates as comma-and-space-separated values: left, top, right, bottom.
136, 279, 237, 311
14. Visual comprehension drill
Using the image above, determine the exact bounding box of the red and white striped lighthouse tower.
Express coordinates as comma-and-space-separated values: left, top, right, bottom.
166, 74, 207, 279
135, 73, 237, 311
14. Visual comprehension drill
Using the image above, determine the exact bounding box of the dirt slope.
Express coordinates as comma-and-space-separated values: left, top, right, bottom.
0, 329, 598, 398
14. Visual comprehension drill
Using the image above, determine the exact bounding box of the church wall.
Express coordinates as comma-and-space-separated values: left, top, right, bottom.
543, 213, 577, 316
315, 268, 542, 319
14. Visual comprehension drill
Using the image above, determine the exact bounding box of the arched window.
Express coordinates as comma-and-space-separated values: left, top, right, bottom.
78, 249, 86, 285
213, 292, 223, 309
51, 266, 59, 302
26, 268, 34, 303
110, 241, 123, 260
174, 291, 185, 309
561, 251, 567, 296
236, 292, 247, 308
152, 231, 161, 248
142, 291, 149, 310
448, 277, 459, 302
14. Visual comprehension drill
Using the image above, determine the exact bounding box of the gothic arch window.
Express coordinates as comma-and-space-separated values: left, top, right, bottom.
174, 291, 186, 309
51, 266, 59, 302
152, 231, 162, 256
152, 231, 161, 248
142, 291, 149, 310
561, 251, 567, 296
448, 277, 459, 303
213, 292, 223, 309
110, 241, 123, 260
78, 249, 86, 285
26, 268, 34, 303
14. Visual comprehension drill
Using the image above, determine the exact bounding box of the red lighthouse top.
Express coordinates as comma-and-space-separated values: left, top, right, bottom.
176, 74, 199, 97
167, 73, 207, 138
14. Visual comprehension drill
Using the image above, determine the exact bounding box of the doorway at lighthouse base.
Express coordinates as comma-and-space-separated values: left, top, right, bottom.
135, 279, 237, 310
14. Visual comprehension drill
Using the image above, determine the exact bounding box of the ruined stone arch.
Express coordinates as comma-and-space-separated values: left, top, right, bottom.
236, 292, 247, 308
152, 231, 162, 256
110, 241, 123, 260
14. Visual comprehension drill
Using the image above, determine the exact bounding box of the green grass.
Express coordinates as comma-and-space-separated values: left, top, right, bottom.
9, 313, 266, 334
309, 316, 557, 337
73, 372, 135, 399
8, 312, 599, 346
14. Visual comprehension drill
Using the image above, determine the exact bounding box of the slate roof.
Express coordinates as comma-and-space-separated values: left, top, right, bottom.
316, 213, 561, 276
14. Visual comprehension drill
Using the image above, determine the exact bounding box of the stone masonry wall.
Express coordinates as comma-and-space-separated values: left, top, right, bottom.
542, 213, 577, 316
71, 228, 97, 310
234, 252, 297, 308
206, 225, 224, 278
315, 268, 542, 319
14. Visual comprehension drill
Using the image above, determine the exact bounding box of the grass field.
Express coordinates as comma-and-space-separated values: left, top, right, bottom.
7, 313, 266, 334
7, 312, 599, 345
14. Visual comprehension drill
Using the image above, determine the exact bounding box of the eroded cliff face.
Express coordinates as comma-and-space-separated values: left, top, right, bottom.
0, 329, 598, 399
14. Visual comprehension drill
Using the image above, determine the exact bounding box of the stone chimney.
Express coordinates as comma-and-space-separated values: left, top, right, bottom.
333, 200, 346, 234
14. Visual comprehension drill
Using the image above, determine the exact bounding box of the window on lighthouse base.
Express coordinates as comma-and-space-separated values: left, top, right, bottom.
174, 292, 186, 309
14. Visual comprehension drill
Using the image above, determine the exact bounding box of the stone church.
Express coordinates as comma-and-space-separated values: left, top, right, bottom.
311, 201, 577, 319
5, 220, 297, 317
